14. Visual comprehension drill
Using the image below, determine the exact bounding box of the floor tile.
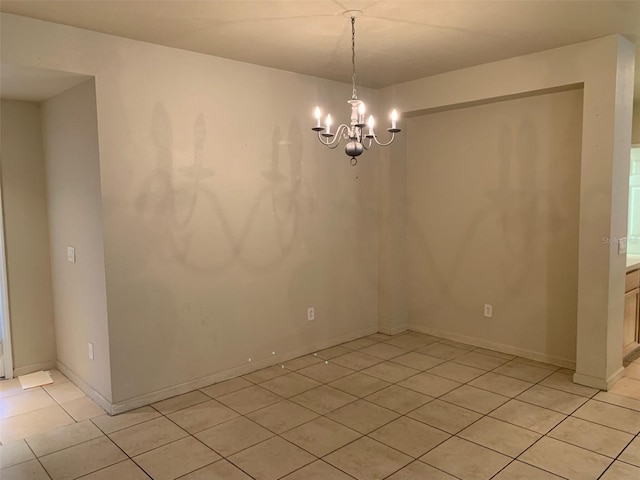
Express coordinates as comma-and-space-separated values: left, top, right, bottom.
457, 416, 540, 457
572, 399, 640, 434
199, 377, 253, 398
39, 436, 126, 480
387, 461, 457, 479
341, 338, 378, 350
609, 377, 640, 400
489, 399, 566, 434
491, 460, 564, 479
416, 343, 469, 360
365, 385, 432, 414
398, 372, 461, 397
468, 372, 532, 397
390, 352, 444, 371
493, 361, 554, 383
133, 436, 219, 480
151, 391, 210, 415
327, 399, 399, 434
359, 343, 408, 360
108, 416, 188, 456
281, 460, 354, 479
619, 435, 640, 466
600, 461, 640, 479
594, 391, 640, 412
0, 439, 34, 469
297, 362, 353, 384
242, 365, 289, 384
408, 399, 482, 434
282, 416, 361, 457
420, 436, 510, 480
452, 351, 509, 370
331, 351, 383, 371
48, 371, 70, 384
282, 355, 322, 371
440, 385, 508, 414
512, 357, 559, 371
247, 400, 318, 434
427, 362, 485, 383
384, 334, 433, 350
548, 416, 633, 458
43, 383, 85, 404
369, 416, 449, 458
0, 379, 24, 399
260, 372, 321, 397
78, 459, 150, 479
367, 333, 393, 342
26, 419, 103, 457
626, 363, 640, 380
179, 459, 253, 479
325, 436, 412, 480
330, 372, 391, 397
539, 372, 599, 397
167, 399, 239, 433
519, 436, 612, 480
473, 348, 515, 360
516, 384, 587, 414
439, 339, 476, 351
0, 389, 56, 419
0, 458, 50, 480
195, 416, 273, 456
361, 362, 420, 383
91, 405, 160, 434
217, 385, 282, 414
0, 405, 74, 444
228, 436, 315, 480
290, 385, 357, 414
60, 396, 105, 421
315, 346, 352, 360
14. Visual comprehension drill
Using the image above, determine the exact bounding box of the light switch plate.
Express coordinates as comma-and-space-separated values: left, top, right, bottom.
67, 246, 76, 263
619, 237, 627, 255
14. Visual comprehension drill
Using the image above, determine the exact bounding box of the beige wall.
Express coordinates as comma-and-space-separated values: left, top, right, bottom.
378, 36, 635, 387
1, 14, 379, 408
0, 100, 56, 374
406, 90, 583, 364
41, 80, 112, 401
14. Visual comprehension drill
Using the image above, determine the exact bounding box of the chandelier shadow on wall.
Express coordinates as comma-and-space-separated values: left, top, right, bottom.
312, 11, 401, 166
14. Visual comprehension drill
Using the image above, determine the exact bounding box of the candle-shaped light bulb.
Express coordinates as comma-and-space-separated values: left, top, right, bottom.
314, 106, 321, 128
326, 114, 332, 135
391, 109, 398, 129
367, 115, 374, 135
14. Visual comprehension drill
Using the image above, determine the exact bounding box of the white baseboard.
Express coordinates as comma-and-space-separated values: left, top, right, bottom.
100, 325, 378, 415
574, 367, 625, 391
378, 324, 408, 336
13, 360, 57, 377
55, 361, 113, 413
408, 323, 576, 369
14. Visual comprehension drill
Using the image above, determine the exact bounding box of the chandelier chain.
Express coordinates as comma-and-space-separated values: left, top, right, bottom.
351, 16, 357, 100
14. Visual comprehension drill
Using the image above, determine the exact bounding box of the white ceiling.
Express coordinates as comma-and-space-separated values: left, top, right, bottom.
1, 0, 639, 99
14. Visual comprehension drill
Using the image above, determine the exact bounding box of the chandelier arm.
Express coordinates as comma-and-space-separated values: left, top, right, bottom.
317, 124, 349, 148
371, 132, 396, 147
362, 136, 373, 150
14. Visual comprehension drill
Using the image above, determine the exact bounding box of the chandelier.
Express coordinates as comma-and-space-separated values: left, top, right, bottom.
312, 12, 401, 166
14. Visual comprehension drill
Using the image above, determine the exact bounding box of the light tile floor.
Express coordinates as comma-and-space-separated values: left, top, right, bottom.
2, 332, 640, 479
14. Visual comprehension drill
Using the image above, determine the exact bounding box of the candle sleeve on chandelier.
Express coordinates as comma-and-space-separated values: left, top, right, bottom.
326, 114, 332, 135
367, 115, 374, 136
314, 107, 321, 127
358, 103, 365, 124
391, 109, 398, 130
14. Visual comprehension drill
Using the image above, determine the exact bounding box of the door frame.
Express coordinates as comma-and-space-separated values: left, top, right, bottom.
0, 175, 13, 379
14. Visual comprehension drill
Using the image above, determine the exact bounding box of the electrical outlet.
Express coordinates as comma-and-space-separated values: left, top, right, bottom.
67, 246, 76, 263
483, 304, 493, 318
307, 307, 315, 321
88, 342, 94, 360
